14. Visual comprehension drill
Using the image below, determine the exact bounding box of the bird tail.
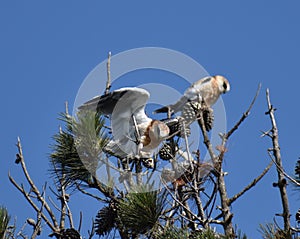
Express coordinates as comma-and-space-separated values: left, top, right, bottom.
153, 106, 170, 114
153, 96, 188, 114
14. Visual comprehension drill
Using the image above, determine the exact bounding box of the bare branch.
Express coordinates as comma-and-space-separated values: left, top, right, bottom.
8, 172, 57, 233
162, 178, 205, 224
78, 211, 83, 233
65, 101, 69, 115
260, 129, 272, 138
203, 177, 218, 218
265, 88, 291, 235
197, 102, 234, 236
59, 185, 67, 230
31, 184, 47, 238
105, 51, 112, 95
224, 83, 261, 140
48, 196, 61, 213
192, 190, 208, 228
16, 137, 59, 228
181, 119, 193, 169
208, 219, 224, 225
16, 221, 28, 238
228, 160, 273, 205
268, 152, 300, 187
76, 184, 109, 203
65, 199, 74, 229
195, 85, 261, 236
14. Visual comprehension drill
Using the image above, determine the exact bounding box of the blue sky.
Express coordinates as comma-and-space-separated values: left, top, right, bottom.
1, 1, 300, 238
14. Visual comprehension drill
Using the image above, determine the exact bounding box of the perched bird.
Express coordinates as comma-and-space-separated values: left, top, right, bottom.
79, 87, 170, 159
154, 75, 230, 131
154, 75, 230, 114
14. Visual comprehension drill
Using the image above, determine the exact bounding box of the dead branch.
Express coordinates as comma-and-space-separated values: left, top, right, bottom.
16, 137, 59, 229
16, 221, 28, 238
224, 83, 261, 140
265, 88, 291, 235
31, 184, 46, 238
78, 211, 83, 233
105, 51, 112, 95
196, 85, 262, 237
268, 152, 300, 187
76, 184, 109, 203
197, 106, 233, 236
203, 177, 218, 219
8, 172, 57, 233
228, 160, 273, 205
59, 181, 67, 230
181, 118, 193, 169
10, 137, 83, 238
65, 101, 69, 115
162, 178, 205, 225
192, 190, 208, 229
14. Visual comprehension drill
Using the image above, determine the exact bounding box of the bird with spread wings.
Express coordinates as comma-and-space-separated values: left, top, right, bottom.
154, 75, 230, 131
79, 87, 170, 160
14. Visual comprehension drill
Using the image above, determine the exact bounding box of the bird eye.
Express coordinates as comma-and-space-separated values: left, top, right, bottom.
223, 82, 227, 90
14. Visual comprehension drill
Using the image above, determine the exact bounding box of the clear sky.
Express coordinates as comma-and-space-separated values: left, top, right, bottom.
1, 1, 300, 238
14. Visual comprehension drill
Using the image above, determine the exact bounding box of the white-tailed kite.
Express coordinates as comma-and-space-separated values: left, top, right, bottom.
79, 87, 170, 159
154, 75, 230, 114
154, 75, 230, 131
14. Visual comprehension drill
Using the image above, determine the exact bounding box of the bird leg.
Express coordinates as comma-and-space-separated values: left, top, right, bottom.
167, 106, 172, 119
178, 117, 194, 173
132, 115, 143, 158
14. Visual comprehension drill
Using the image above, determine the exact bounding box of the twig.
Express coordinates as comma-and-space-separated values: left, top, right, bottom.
59, 178, 67, 230
78, 211, 83, 233
203, 176, 218, 218
180, 119, 193, 170
192, 190, 208, 228
105, 51, 112, 95
65, 200, 74, 229
105, 157, 112, 187
224, 83, 261, 140
48, 196, 61, 213
8, 173, 57, 232
268, 152, 300, 187
65, 101, 69, 116
31, 184, 47, 238
76, 184, 109, 203
16, 137, 59, 228
161, 177, 204, 224
208, 219, 224, 225
228, 160, 273, 205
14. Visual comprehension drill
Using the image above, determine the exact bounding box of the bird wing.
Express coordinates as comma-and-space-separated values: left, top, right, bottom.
78, 88, 130, 115
109, 88, 152, 158
154, 76, 212, 114
79, 87, 152, 158
183, 76, 212, 101
79, 87, 150, 120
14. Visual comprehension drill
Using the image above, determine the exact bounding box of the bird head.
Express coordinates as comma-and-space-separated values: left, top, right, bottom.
214, 75, 230, 94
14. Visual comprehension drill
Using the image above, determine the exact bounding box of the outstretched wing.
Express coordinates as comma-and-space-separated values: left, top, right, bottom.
79, 87, 152, 158
79, 87, 149, 119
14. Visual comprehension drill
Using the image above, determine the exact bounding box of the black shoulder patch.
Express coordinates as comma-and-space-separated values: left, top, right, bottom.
202, 77, 212, 84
